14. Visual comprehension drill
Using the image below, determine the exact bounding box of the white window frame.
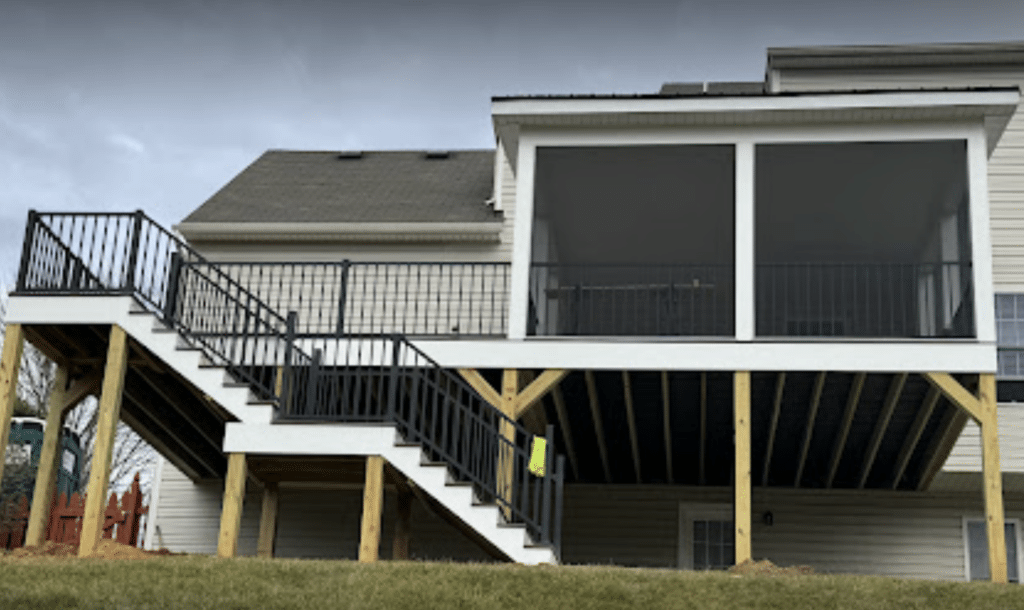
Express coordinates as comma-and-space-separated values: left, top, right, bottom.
678, 503, 733, 570
962, 515, 1023, 583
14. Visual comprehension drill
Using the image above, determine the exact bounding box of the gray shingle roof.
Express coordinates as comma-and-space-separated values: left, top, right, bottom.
182, 149, 501, 224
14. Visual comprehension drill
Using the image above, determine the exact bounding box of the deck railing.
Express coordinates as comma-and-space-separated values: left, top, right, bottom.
14, 211, 563, 556
756, 262, 974, 338
529, 263, 735, 337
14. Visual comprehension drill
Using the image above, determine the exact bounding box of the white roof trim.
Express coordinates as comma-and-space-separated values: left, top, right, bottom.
174, 221, 505, 244
492, 89, 1020, 117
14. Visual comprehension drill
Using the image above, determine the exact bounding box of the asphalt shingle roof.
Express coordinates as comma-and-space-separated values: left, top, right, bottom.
182, 149, 500, 224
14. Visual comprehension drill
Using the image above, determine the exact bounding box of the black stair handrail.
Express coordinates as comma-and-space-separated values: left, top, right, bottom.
14, 211, 564, 557
16, 210, 311, 406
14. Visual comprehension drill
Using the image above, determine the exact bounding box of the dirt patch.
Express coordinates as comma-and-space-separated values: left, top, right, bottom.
729, 559, 815, 576
3, 539, 181, 560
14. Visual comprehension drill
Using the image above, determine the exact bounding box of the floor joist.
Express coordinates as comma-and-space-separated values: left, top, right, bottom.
890, 385, 941, 489
584, 371, 612, 483
761, 372, 786, 487
661, 371, 673, 484
551, 386, 579, 480
794, 371, 826, 487
621, 371, 642, 483
858, 373, 908, 489
826, 372, 866, 488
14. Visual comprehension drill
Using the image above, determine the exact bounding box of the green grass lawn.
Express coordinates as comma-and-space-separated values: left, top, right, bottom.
1, 555, 1023, 610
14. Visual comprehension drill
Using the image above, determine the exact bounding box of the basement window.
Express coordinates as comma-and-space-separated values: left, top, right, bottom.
963, 518, 1021, 582
679, 504, 734, 570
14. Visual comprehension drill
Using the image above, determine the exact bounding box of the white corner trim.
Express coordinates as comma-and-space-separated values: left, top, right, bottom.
507, 139, 536, 340
143, 456, 166, 550
173, 222, 505, 244
735, 141, 754, 341
968, 128, 997, 343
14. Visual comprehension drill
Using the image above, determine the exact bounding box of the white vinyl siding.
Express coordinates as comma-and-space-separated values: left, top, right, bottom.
775, 68, 1024, 291
942, 404, 1024, 472
561, 485, 1024, 581
151, 460, 494, 561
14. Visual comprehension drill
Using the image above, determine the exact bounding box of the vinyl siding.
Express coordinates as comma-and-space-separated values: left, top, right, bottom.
151, 459, 494, 562
943, 402, 1024, 472
148, 458, 261, 555
562, 484, 1024, 581
775, 67, 1024, 290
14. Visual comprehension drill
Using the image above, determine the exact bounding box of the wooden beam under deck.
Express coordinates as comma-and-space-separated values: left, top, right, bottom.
585, 371, 612, 483
890, 386, 941, 489
794, 372, 826, 487
761, 372, 786, 487
734, 371, 752, 565
79, 325, 129, 558
979, 374, 1008, 584
621, 371, 642, 483
858, 373, 908, 489
359, 455, 386, 563
256, 482, 280, 558
826, 372, 866, 488
551, 386, 580, 480
217, 453, 248, 558
0, 323, 25, 489
25, 365, 70, 547
661, 371, 673, 485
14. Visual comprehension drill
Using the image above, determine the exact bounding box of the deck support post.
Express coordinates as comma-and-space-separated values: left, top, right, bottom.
0, 323, 25, 490
392, 488, 413, 560
980, 374, 1008, 584
79, 325, 129, 557
256, 481, 279, 558
734, 371, 752, 565
925, 372, 1007, 583
359, 455, 385, 562
497, 370, 519, 520
25, 365, 70, 546
217, 452, 248, 558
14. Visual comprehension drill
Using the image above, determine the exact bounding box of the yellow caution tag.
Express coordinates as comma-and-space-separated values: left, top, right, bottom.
528, 436, 546, 477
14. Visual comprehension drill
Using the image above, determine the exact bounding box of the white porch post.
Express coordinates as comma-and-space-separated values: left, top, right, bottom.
967, 127, 995, 343
508, 136, 537, 340
735, 141, 756, 341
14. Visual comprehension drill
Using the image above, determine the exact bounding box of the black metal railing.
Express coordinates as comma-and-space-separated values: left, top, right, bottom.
529, 263, 735, 337
205, 262, 510, 337
14, 211, 563, 556
756, 262, 974, 338
277, 333, 564, 550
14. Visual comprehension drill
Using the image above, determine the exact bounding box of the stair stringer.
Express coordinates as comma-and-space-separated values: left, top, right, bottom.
5, 294, 273, 424
223, 422, 558, 565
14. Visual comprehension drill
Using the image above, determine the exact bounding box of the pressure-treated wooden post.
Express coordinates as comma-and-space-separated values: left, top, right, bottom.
392, 488, 412, 560
497, 370, 519, 520
217, 452, 248, 558
79, 325, 129, 557
24, 365, 69, 546
256, 481, 279, 559
980, 373, 1008, 584
734, 371, 752, 565
0, 323, 25, 489
359, 455, 385, 562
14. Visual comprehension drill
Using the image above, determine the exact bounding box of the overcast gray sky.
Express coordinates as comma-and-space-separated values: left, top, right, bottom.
1, 0, 1022, 279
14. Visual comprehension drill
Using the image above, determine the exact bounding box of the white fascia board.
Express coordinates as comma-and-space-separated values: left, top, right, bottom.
174, 222, 504, 244
491, 89, 1020, 117
411, 338, 996, 373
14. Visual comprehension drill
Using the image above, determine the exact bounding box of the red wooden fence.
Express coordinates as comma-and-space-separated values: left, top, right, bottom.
0, 472, 149, 550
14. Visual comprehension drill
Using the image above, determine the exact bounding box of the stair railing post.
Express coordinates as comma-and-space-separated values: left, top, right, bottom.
280, 311, 297, 414
386, 335, 401, 422
336, 260, 350, 335
541, 423, 554, 545
304, 348, 322, 417
553, 455, 565, 559
124, 210, 144, 294
16, 211, 38, 293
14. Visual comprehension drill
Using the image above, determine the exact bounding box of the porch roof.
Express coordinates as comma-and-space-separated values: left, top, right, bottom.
492, 87, 1020, 169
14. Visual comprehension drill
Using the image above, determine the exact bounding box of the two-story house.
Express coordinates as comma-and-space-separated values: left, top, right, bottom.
1, 40, 1022, 582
